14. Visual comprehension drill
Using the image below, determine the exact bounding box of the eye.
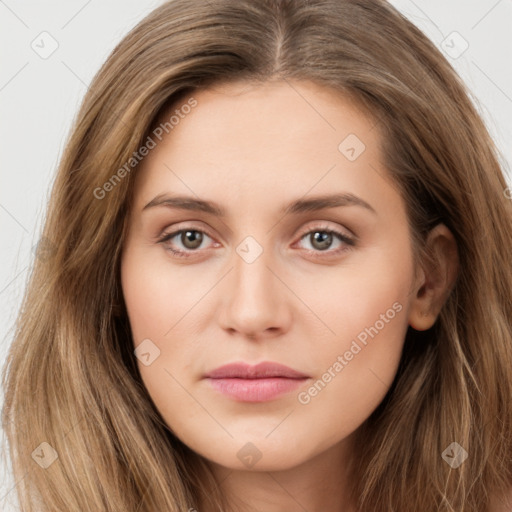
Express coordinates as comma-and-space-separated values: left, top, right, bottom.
157, 229, 216, 258
157, 223, 356, 259
295, 224, 356, 256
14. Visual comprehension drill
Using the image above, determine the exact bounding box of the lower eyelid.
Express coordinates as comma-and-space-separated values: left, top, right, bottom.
296, 230, 355, 252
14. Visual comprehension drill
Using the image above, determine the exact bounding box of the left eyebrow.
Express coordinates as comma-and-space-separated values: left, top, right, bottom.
281, 193, 377, 216
142, 192, 377, 216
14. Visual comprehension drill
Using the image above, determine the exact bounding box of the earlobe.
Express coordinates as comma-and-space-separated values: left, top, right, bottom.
408, 223, 459, 331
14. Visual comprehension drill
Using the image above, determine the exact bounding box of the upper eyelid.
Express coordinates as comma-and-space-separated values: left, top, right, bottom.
156, 220, 212, 238
295, 222, 355, 240
159, 220, 353, 236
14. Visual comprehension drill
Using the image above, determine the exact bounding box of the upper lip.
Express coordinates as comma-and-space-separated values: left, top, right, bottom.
205, 361, 309, 379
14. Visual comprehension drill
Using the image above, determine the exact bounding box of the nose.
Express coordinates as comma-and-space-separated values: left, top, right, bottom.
217, 244, 292, 340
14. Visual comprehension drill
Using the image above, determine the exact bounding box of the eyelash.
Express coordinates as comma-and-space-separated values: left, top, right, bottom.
157, 224, 356, 259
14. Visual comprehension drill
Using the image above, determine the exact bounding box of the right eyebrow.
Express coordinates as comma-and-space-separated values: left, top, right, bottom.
142, 194, 226, 216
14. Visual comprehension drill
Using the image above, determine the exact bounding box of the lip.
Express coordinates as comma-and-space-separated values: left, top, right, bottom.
204, 361, 309, 402
205, 361, 309, 379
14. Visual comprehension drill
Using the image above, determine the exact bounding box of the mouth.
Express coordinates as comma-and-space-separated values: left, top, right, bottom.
204, 361, 309, 402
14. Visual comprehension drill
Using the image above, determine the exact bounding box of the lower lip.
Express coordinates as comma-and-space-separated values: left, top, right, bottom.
206, 377, 308, 402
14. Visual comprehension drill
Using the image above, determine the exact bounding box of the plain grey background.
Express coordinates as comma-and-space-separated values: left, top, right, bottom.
1, 1, 511, 509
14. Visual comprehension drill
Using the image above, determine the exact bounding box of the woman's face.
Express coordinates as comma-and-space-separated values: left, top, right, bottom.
121, 79, 418, 471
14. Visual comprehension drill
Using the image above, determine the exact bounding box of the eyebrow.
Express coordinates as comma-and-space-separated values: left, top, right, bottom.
142, 192, 377, 216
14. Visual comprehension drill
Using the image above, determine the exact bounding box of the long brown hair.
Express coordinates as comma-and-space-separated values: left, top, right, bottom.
2, 0, 511, 511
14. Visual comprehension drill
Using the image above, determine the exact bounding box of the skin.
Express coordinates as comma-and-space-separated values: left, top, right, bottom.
120, 79, 459, 512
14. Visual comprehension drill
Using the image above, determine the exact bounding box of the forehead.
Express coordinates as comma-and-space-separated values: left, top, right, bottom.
132, 79, 395, 217
152, 79, 378, 154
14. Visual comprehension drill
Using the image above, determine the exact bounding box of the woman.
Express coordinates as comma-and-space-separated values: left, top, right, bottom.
2, 0, 511, 511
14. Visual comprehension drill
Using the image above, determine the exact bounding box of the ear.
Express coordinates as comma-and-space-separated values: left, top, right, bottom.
408, 223, 459, 331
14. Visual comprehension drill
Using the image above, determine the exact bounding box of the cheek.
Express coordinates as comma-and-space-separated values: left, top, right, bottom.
120, 246, 207, 342
294, 243, 413, 436
305, 296, 409, 409
120, 246, 209, 398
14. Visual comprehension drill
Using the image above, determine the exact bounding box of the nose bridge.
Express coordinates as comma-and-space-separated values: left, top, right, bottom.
232, 235, 276, 305
218, 233, 290, 336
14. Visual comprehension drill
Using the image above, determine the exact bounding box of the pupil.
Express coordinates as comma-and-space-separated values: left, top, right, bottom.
312, 231, 332, 250
182, 230, 202, 249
